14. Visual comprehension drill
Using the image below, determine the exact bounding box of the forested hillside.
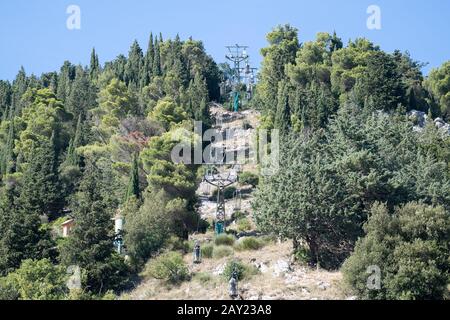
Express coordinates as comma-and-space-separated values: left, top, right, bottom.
252, 25, 450, 300
0, 33, 220, 299
0, 25, 449, 300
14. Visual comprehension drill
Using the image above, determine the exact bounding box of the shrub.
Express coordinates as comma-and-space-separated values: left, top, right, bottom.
237, 218, 252, 232
231, 211, 246, 221
212, 186, 236, 200
145, 252, 189, 284
212, 246, 234, 259
101, 291, 117, 300
166, 236, 193, 254
223, 260, 259, 281
66, 289, 94, 301
124, 191, 175, 267
0, 279, 19, 300
202, 244, 214, 259
193, 272, 212, 284
235, 237, 264, 251
0, 259, 68, 300
239, 172, 259, 187
342, 202, 450, 300
223, 261, 246, 281
214, 234, 235, 246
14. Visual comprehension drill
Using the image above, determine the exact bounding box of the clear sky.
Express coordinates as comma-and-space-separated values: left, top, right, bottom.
1, 0, 449, 81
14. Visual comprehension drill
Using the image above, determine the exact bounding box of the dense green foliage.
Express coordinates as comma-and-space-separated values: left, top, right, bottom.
253, 24, 450, 299
0, 259, 68, 300
1, 24, 449, 300
0, 33, 220, 298
343, 202, 450, 300
144, 251, 189, 284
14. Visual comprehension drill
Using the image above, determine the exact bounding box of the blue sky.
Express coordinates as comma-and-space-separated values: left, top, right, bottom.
1, 0, 449, 81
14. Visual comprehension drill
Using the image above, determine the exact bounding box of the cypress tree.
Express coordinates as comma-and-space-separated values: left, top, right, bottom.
125, 40, 144, 89
0, 119, 16, 175
18, 136, 62, 219
274, 81, 291, 135
65, 115, 82, 167
0, 80, 11, 120
125, 153, 141, 202
0, 182, 56, 275
56, 61, 76, 103
90, 48, 100, 81
142, 33, 155, 87
11, 67, 28, 115
60, 161, 130, 293
66, 67, 97, 122
153, 38, 162, 77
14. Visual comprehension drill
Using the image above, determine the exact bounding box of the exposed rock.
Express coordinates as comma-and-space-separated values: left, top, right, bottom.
408, 109, 450, 134
213, 263, 226, 276
317, 281, 331, 291
272, 259, 291, 277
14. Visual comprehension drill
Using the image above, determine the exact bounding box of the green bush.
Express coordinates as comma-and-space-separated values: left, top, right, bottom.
231, 211, 246, 221
222, 260, 259, 281
202, 244, 214, 259
223, 261, 246, 281
235, 237, 264, 251
212, 186, 236, 200
342, 202, 450, 300
214, 234, 235, 246
0, 279, 19, 300
212, 246, 234, 259
66, 288, 94, 301
237, 218, 252, 232
239, 172, 259, 187
193, 272, 212, 284
145, 252, 190, 284
166, 236, 193, 254
0, 259, 68, 300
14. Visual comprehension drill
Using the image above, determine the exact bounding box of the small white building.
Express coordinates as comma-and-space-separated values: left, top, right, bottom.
61, 219, 75, 238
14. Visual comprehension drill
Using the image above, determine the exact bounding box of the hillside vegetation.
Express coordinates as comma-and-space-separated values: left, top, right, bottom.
0, 25, 449, 300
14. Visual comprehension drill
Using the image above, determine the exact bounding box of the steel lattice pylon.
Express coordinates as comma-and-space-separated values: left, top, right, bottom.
203, 165, 238, 234
225, 45, 257, 112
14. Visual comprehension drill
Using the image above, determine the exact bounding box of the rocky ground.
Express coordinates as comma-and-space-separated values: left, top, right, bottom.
123, 104, 353, 300
124, 241, 352, 300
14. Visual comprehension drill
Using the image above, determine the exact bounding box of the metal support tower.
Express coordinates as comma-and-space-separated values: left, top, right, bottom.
203, 165, 238, 235
225, 45, 257, 112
